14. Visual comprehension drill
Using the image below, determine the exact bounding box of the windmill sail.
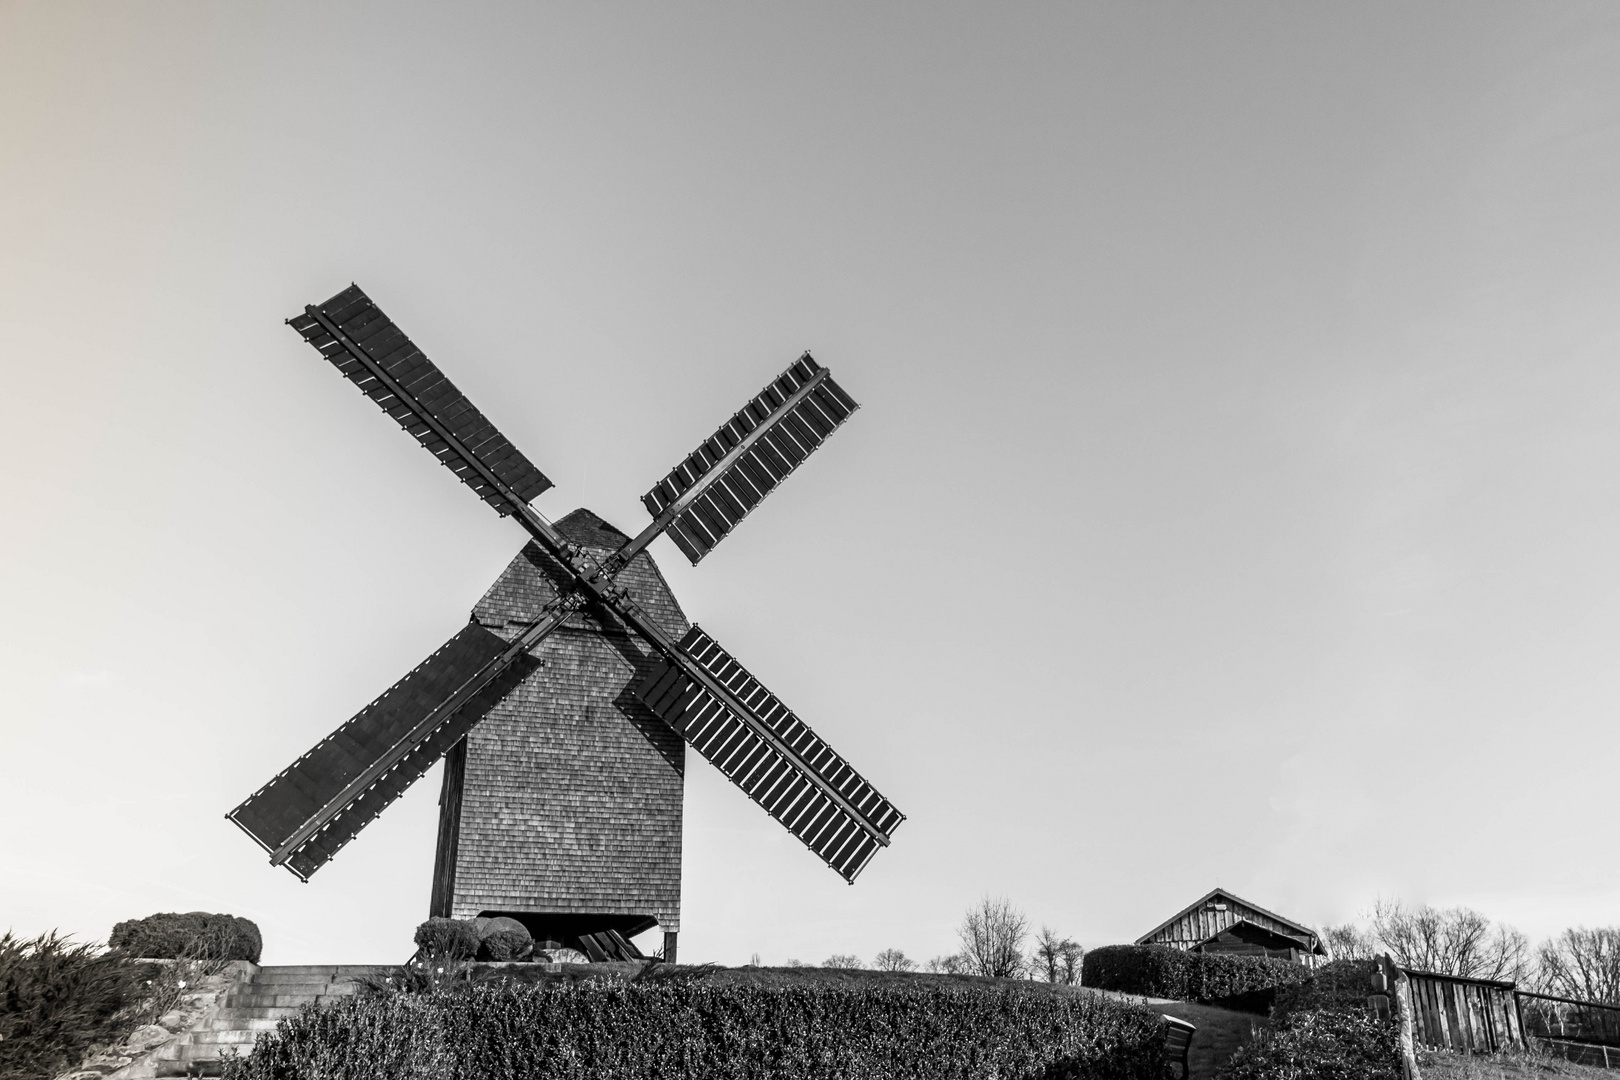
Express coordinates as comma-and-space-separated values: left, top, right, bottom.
635, 626, 903, 882
639, 355, 858, 564
229, 624, 537, 880
287, 285, 553, 516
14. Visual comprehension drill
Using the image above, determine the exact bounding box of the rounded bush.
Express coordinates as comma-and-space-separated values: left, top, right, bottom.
413, 918, 480, 961
109, 913, 262, 964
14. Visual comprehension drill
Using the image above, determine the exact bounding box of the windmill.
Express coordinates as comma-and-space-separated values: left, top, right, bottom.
227, 285, 904, 962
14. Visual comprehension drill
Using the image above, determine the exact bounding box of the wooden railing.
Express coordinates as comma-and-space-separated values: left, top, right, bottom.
1517, 990, 1620, 1068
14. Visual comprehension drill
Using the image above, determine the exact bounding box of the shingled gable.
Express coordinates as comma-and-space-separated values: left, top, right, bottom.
430, 508, 690, 950
1135, 887, 1326, 957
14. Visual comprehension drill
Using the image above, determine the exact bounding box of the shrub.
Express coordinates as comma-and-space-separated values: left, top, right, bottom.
109, 912, 262, 964
0, 930, 143, 1079
1081, 945, 1308, 1001
1213, 1008, 1398, 1080
224, 979, 1168, 1080
413, 918, 480, 961
1272, 959, 1380, 1022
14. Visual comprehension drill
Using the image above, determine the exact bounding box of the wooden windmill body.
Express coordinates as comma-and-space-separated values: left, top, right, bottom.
229, 285, 904, 962
432, 513, 689, 957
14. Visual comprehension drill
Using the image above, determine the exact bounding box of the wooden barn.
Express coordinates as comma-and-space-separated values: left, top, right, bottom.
1137, 888, 1327, 965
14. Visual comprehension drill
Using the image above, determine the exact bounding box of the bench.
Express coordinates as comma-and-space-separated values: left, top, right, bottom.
1163, 1014, 1197, 1079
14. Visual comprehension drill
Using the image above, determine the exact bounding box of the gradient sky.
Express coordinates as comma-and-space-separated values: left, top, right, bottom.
4, 2, 1619, 966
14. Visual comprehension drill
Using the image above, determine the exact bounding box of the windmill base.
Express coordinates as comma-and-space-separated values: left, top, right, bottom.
475, 910, 663, 962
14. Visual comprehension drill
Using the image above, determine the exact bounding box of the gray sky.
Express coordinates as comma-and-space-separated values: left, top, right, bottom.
4, 2, 1618, 966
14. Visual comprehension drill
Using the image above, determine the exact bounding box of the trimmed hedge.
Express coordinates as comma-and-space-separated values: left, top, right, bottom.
1081, 945, 1309, 1002
223, 980, 1168, 1080
1213, 1008, 1398, 1080
109, 912, 262, 964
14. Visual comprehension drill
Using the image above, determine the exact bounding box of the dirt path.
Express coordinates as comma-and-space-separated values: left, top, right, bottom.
1085, 990, 1264, 1079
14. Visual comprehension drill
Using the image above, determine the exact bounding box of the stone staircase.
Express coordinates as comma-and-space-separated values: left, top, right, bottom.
139, 965, 378, 1077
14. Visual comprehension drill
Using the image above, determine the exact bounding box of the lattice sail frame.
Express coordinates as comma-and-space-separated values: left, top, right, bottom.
229, 624, 538, 880
640, 355, 858, 564
287, 286, 553, 514
635, 627, 903, 882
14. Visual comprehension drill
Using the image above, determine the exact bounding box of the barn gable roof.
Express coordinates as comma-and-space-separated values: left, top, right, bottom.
1136, 887, 1326, 954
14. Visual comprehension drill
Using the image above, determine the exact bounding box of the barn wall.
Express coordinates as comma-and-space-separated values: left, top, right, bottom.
1144, 895, 1314, 953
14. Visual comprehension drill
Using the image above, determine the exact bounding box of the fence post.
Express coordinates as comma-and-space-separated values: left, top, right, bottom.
1381, 954, 1421, 1080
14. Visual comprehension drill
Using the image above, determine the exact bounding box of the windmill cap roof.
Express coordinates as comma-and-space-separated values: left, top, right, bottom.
554, 508, 631, 548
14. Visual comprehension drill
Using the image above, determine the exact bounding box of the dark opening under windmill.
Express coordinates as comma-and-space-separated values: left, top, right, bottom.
228, 285, 903, 962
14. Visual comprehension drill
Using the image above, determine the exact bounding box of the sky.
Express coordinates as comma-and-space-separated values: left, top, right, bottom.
3, 2, 1619, 967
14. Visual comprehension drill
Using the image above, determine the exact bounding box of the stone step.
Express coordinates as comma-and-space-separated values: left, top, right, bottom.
208, 1005, 307, 1022
143, 966, 381, 1077
250, 965, 383, 979
249, 972, 353, 986
229, 988, 343, 1005
238, 971, 362, 990
205, 1014, 295, 1032
185, 1028, 262, 1046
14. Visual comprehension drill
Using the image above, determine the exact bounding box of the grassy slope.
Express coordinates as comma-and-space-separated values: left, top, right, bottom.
1419, 1049, 1617, 1080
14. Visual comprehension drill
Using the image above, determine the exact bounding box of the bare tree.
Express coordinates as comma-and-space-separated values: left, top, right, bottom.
959, 896, 1029, 979
1322, 922, 1379, 962
1061, 940, 1083, 985
1031, 926, 1083, 985
872, 948, 915, 972
925, 953, 968, 974
1371, 899, 1529, 982
822, 953, 863, 969
1536, 927, 1620, 1004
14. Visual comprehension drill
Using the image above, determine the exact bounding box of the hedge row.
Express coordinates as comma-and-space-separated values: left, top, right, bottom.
1081, 945, 1309, 1002
223, 980, 1168, 1080
109, 912, 262, 964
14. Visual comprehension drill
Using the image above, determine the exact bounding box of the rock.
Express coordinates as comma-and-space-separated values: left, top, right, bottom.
157, 1011, 185, 1030
66, 1070, 106, 1080
121, 1025, 173, 1053
551, 948, 589, 964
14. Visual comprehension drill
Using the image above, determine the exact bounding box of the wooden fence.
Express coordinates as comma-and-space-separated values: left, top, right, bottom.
1402, 970, 1522, 1054
1396, 971, 1620, 1069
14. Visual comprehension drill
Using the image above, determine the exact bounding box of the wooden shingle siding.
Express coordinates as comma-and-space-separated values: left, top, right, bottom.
444, 510, 688, 932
